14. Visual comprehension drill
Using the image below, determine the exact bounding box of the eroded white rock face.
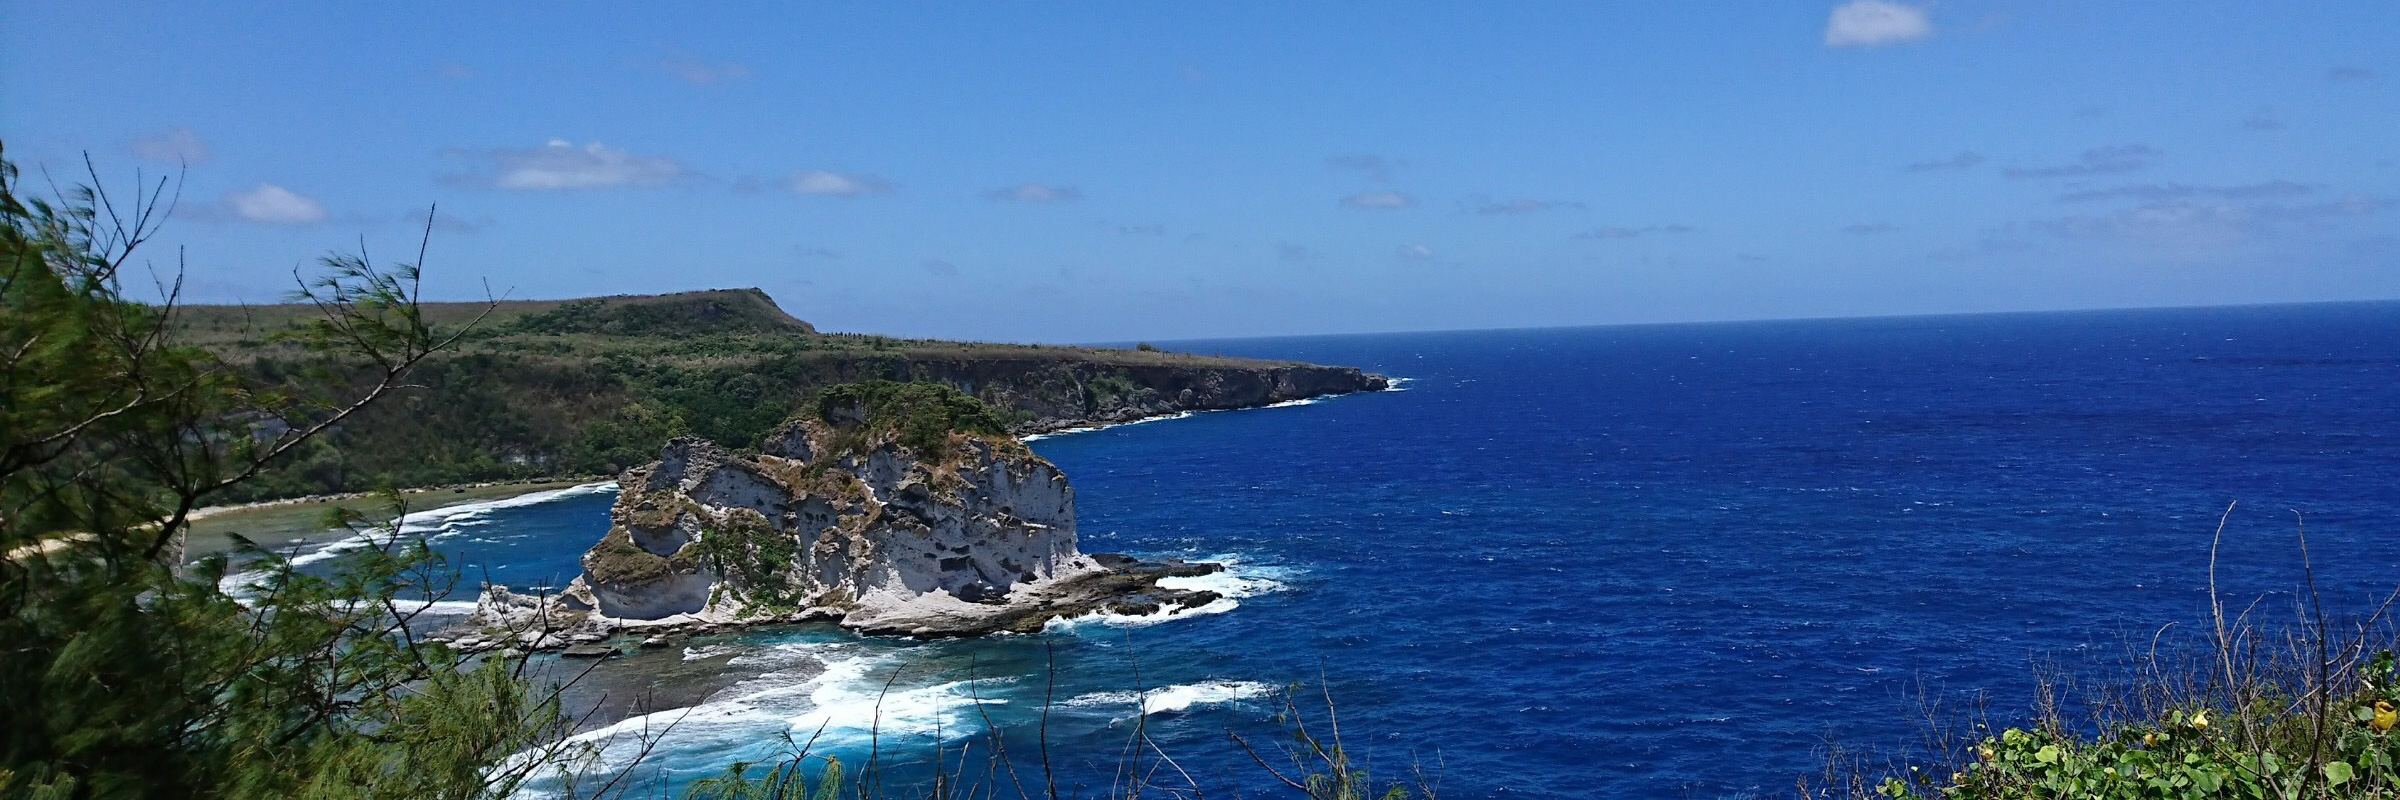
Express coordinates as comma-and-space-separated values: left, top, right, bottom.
578, 421, 1097, 631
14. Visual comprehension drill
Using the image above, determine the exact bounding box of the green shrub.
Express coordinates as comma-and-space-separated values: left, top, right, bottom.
811, 380, 1008, 457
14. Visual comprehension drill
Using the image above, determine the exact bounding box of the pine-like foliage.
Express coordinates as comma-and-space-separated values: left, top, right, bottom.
0, 145, 580, 799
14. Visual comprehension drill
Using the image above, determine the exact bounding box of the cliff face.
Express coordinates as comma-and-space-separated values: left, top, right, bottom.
536, 411, 1219, 639
580, 421, 1088, 627
874, 359, 1389, 434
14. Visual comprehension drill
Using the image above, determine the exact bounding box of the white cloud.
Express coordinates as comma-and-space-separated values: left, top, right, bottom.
222, 184, 327, 225
2056, 180, 2314, 203
1327, 154, 1403, 182
469, 140, 685, 190
2028, 196, 2393, 245
1340, 191, 1414, 210
1395, 244, 1436, 260
786, 170, 893, 197
986, 182, 1081, 203
2241, 107, 2285, 131
657, 51, 753, 85
1903, 151, 1984, 172
1825, 1, 1933, 48
2004, 144, 2157, 179
1575, 224, 1694, 240
129, 128, 210, 164
1474, 198, 1584, 215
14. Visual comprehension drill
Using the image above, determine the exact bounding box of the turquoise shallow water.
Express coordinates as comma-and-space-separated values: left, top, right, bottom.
285, 302, 2400, 797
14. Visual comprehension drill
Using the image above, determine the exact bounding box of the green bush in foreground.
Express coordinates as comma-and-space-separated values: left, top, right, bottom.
1834, 510, 2400, 800
1883, 685, 2400, 799
0, 149, 579, 798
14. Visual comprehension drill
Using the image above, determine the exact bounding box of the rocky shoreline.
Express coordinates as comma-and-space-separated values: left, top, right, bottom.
431, 554, 1226, 658
445, 382, 1287, 654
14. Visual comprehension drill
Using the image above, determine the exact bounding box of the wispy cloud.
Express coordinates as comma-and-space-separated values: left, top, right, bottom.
1326, 155, 1403, 182
1575, 224, 1694, 240
221, 184, 327, 225
1394, 243, 1436, 261
1842, 222, 1900, 235
1340, 191, 1414, 210
655, 50, 752, 85
1903, 151, 1983, 172
451, 140, 686, 190
129, 128, 210, 165
2004, 144, 2156, 179
2029, 196, 2394, 244
2241, 107, 2285, 131
793, 245, 842, 260
787, 170, 893, 197
921, 259, 959, 276
1473, 198, 1585, 215
2056, 181, 2314, 203
987, 182, 1081, 203
1825, 1, 1933, 48
1277, 243, 1319, 261
403, 207, 488, 234
2329, 66, 2379, 83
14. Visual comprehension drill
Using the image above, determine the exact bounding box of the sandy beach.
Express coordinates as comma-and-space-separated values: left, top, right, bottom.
183, 478, 605, 559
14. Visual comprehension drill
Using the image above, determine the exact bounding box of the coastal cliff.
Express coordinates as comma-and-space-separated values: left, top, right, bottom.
447, 382, 1224, 650
178, 289, 1387, 503
823, 357, 1387, 435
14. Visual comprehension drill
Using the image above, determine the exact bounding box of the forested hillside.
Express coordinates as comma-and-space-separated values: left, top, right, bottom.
180, 289, 1383, 502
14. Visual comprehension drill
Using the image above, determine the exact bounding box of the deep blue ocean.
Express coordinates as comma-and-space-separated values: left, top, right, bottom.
333, 302, 2400, 798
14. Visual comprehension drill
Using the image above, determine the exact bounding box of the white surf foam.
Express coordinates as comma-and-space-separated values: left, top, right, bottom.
1021, 381, 1398, 443
511, 642, 1003, 795
411, 600, 483, 617
219, 481, 618, 600
1062, 680, 1276, 718
1043, 555, 1295, 630
1020, 411, 1198, 442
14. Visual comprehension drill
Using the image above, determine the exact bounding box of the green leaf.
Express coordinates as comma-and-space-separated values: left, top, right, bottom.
2036, 744, 2062, 764
2325, 760, 2355, 786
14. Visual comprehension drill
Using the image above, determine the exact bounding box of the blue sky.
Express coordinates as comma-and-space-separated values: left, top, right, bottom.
4, 2, 2394, 342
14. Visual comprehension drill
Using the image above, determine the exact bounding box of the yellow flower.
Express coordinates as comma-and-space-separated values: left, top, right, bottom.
2190, 710, 2209, 730
2372, 701, 2396, 733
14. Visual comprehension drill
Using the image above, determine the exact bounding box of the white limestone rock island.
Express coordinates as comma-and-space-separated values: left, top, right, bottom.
453, 382, 1223, 649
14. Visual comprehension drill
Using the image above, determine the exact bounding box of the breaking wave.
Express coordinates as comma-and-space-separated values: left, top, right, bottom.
219, 482, 617, 600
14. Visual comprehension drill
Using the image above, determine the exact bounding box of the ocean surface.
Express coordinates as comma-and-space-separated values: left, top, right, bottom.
280, 302, 2400, 798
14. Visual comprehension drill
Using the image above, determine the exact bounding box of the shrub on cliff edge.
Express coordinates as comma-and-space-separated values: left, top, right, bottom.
810, 380, 1010, 457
